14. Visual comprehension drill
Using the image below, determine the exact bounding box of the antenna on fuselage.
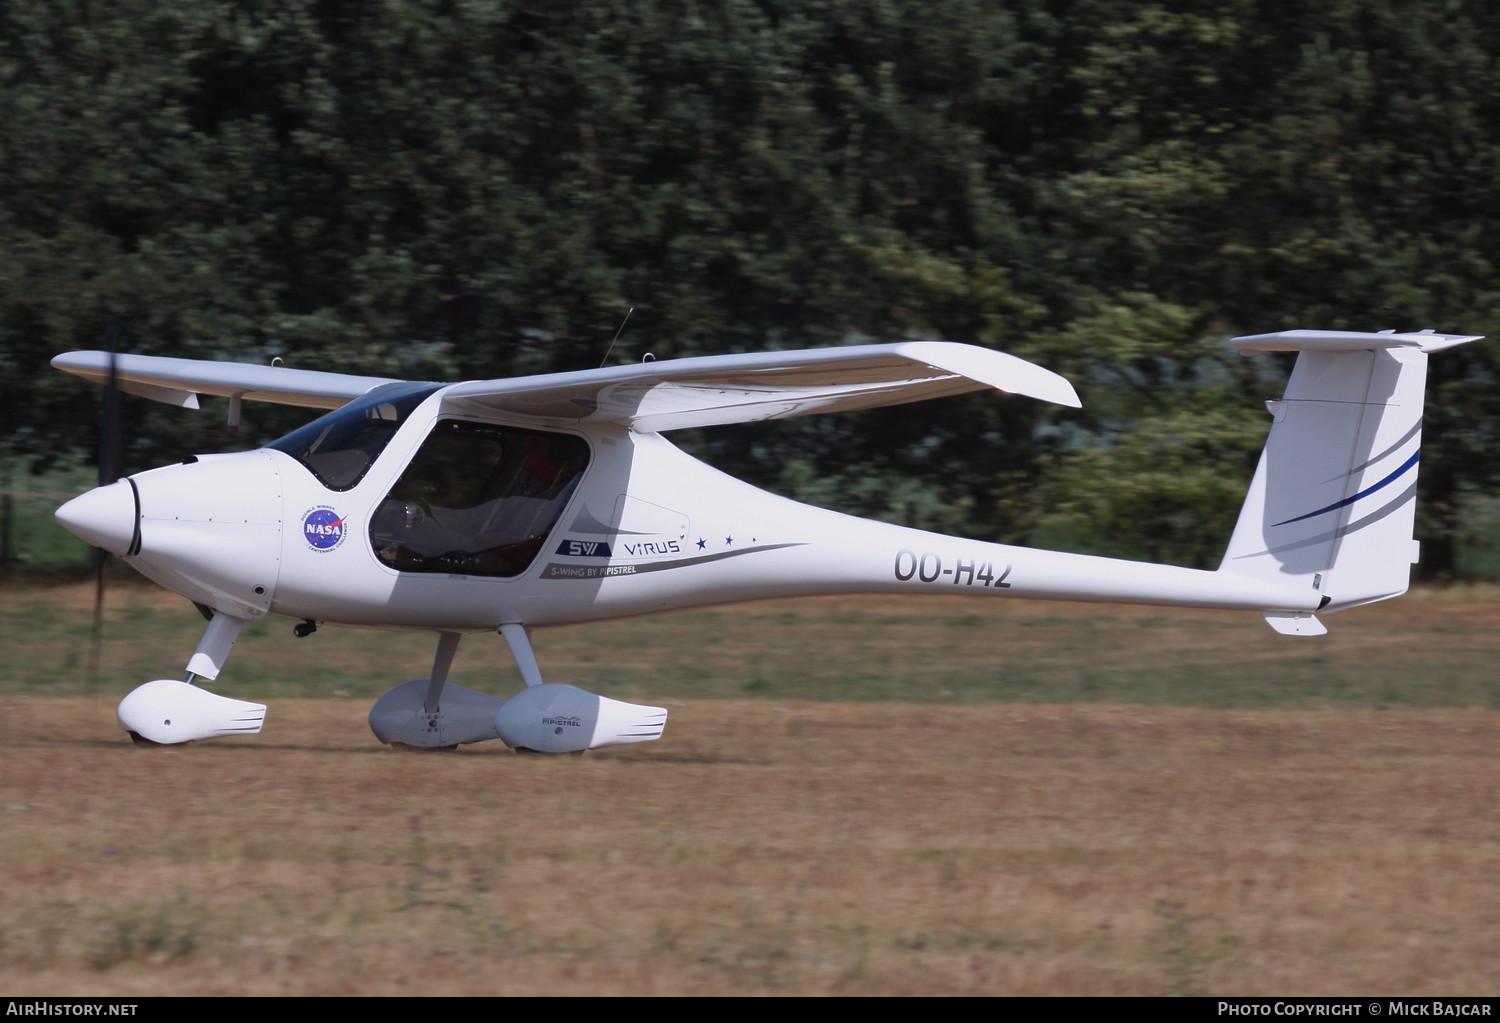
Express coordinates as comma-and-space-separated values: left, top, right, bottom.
599, 307, 634, 368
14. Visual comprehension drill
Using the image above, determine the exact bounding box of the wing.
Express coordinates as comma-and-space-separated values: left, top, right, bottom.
51, 341, 1079, 429
441, 341, 1080, 432
50, 351, 400, 410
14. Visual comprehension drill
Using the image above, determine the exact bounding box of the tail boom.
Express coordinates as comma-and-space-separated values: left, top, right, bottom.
527, 508, 1326, 625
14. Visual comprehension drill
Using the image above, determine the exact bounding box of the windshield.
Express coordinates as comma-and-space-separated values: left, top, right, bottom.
268, 382, 444, 491
369, 420, 590, 577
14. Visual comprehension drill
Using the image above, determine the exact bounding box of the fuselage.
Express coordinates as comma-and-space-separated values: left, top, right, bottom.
65, 382, 1324, 633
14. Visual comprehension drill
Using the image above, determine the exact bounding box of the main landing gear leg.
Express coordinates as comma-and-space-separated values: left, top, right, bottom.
492, 623, 669, 753
116, 611, 267, 745
369, 625, 672, 754
424, 632, 462, 714
498, 623, 544, 687
368, 632, 507, 748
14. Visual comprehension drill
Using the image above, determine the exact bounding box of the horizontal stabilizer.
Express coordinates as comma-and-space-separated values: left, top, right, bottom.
52, 351, 400, 410
1232, 329, 1482, 354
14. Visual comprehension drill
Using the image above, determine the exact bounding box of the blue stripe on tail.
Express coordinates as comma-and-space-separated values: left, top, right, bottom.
1271, 449, 1420, 528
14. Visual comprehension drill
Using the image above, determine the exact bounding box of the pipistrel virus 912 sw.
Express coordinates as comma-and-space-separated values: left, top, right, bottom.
51, 329, 1475, 750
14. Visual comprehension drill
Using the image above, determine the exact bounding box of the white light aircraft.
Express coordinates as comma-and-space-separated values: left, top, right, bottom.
50, 328, 1477, 750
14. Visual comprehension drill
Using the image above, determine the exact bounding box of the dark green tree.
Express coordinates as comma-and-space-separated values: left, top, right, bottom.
3, 0, 1499, 574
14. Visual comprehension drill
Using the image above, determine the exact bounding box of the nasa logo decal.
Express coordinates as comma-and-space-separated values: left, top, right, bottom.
302, 506, 348, 552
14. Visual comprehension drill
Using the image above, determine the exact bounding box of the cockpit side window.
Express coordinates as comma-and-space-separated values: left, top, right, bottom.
269, 382, 443, 491
369, 421, 590, 578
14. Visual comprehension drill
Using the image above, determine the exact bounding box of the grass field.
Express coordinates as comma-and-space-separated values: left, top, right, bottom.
4, 574, 1500, 709
0, 581, 1497, 994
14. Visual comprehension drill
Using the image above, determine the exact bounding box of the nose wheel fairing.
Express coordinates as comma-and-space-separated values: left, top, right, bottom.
117, 680, 266, 745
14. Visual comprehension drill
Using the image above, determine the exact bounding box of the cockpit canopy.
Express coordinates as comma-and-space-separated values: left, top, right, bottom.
369, 421, 590, 577
269, 382, 443, 490
271, 383, 592, 578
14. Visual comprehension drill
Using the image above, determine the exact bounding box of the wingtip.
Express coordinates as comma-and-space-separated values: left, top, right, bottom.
904, 342, 1082, 409
51, 350, 102, 374
1009, 382, 1081, 408
999, 370, 1082, 409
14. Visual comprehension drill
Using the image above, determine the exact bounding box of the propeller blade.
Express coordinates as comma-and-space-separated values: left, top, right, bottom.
99, 325, 120, 487
88, 326, 120, 695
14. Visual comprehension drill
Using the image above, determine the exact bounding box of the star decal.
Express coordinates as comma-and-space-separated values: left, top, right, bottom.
696, 537, 706, 550
725, 536, 734, 546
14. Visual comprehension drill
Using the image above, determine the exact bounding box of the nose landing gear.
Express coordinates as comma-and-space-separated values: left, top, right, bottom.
116, 610, 267, 745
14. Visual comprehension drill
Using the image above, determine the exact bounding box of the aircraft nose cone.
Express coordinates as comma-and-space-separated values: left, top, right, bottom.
55, 480, 137, 555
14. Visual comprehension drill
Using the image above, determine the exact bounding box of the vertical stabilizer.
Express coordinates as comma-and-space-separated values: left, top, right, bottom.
1220, 330, 1479, 613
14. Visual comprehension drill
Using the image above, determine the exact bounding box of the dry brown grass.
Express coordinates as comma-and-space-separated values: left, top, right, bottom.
8, 578, 1500, 709
1, 696, 1497, 995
